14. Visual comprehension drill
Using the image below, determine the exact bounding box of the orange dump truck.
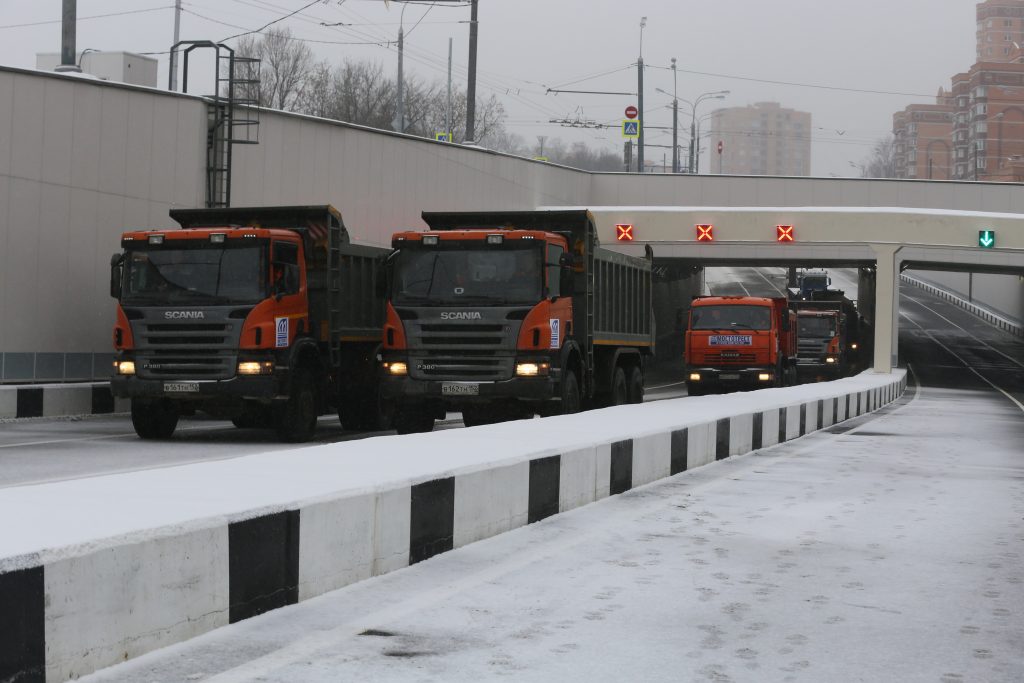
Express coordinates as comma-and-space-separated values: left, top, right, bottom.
110, 205, 388, 442
379, 210, 654, 433
684, 295, 797, 395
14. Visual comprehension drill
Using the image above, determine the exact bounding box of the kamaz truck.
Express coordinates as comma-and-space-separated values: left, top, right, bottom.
379, 210, 654, 433
110, 205, 388, 441
684, 295, 798, 395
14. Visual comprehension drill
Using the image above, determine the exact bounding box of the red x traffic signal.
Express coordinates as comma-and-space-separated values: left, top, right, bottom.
615, 223, 634, 241
776, 225, 794, 242
696, 224, 714, 242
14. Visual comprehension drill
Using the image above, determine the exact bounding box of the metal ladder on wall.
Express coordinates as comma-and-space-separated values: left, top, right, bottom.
584, 227, 596, 396
172, 41, 261, 208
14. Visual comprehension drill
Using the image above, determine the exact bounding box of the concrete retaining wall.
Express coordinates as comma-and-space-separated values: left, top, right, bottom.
0, 372, 906, 682
902, 273, 1024, 338
0, 382, 126, 420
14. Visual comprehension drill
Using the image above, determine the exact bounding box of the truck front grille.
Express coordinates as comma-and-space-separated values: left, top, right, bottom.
407, 320, 517, 381
131, 317, 241, 380
703, 351, 757, 364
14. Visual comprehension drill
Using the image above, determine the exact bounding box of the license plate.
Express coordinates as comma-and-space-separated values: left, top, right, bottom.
710, 335, 752, 346
164, 382, 199, 393
442, 382, 479, 396
720, 374, 740, 380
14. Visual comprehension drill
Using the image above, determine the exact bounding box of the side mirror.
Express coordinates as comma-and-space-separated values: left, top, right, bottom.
376, 252, 396, 298
109, 253, 123, 299
559, 268, 574, 297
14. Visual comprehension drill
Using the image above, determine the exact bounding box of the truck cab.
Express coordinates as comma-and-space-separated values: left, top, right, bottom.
684, 296, 797, 395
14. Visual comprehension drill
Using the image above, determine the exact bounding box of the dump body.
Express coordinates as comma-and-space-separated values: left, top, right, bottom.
110, 205, 388, 440
684, 295, 797, 394
380, 210, 654, 431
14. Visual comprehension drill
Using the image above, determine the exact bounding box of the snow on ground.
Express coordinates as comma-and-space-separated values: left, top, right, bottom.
0, 371, 900, 567
82, 372, 1024, 682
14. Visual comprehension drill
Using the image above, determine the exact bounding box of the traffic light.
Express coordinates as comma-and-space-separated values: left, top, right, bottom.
615, 224, 634, 241
979, 230, 996, 248
776, 225, 794, 242
696, 224, 714, 242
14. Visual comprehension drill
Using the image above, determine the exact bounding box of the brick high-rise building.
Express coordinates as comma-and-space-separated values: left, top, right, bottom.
893, 92, 955, 180
893, 0, 1024, 182
707, 102, 811, 176
977, 0, 1024, 63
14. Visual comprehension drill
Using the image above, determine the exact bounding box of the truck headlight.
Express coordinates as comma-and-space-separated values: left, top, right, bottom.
238, 360, 274, 375
385, 361, 408, 376
850, 343, 858, 350
825, 357, 836, 364
516, 362, 549, 377
689, 373, 701, 381
758, 372, 772, 381
115, 360, 136, 375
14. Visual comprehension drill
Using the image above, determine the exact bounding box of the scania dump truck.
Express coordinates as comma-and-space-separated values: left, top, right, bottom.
110, 205, 388, 441
379, 210, 655, 433
684, 295, 797, 395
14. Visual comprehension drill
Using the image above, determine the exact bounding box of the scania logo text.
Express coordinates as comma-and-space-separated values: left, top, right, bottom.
164, 311, 205, 320
440, 311, 482, 320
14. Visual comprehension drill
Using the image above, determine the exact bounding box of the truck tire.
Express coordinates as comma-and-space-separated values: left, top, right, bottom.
394, 407, 435, 434
560, 369, 581, 415
686, 382, 703, 397
275, 370, 317, 442
611, 367, 628, 406
626, 366, 644, 404
131, 398, 179, 439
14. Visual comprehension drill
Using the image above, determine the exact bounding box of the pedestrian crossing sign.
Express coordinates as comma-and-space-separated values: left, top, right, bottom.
622, 120, 640, 138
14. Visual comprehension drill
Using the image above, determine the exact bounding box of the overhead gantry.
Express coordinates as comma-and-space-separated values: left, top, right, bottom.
575, 207, 1024, 373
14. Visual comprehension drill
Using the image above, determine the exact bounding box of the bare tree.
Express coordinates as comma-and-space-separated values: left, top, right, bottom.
236, 28, 313, 111
859, 135, 898, 179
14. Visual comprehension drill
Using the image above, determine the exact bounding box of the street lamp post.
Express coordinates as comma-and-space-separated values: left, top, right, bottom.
637, 16, 646, 173
689, 91, 728, 173
671, 58, 678, 173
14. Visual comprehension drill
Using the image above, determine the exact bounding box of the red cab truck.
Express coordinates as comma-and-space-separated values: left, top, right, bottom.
684, 295, 797, 395
110, 205, 388, 442
379, 210, 655, 433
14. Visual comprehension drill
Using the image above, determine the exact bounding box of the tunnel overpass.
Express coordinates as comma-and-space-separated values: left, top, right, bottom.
579, 206, 1024, 373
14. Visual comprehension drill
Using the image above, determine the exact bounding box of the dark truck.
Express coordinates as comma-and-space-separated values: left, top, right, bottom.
379, 209, 655, 433
110, 205, 388, 441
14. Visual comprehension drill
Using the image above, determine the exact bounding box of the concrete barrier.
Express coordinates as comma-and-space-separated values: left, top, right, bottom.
902, 273, 1024, 338
0, 382, 126, 420
0, 371, 907, 682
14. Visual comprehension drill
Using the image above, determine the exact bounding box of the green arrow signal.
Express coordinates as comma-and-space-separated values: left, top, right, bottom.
979, 230, 996, 248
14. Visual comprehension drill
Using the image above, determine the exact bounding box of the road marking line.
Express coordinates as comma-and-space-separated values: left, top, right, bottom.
646, 380, 687, 390
901, 312, 1024, 414
752, 267, 787, 297
903, 294, 1024, 370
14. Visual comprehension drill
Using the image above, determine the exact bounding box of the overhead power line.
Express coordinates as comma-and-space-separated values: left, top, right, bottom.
0, 5, 174, 30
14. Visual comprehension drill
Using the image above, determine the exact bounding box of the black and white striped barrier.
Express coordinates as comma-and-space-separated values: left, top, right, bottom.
902, 273, 1024, 338
0, 382, 126, 420
0, 371, 907, 682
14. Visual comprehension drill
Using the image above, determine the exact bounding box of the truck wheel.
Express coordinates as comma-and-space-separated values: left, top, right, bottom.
275, 370, 317, 442
394, 407, 435, 434
626, 366, 644, 404
560, 370, 581, 414
611, 367, 628, 406
686, 382, 703, 397
461, 405, 495, 428
131, 398, 178, 439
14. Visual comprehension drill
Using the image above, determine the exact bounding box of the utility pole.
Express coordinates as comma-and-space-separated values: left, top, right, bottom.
637, 16, 646, 173
57, 0, 80, 72
671, 57, 678, 173
465, 0, 479, 142
170, 0, 182, 90
689, 113, 696, 173
446, 37, 452, 140
395, 4, 407, 134
537, 135, 547, 157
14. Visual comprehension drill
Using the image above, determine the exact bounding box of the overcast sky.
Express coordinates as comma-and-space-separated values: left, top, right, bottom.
0, 0, 977, 177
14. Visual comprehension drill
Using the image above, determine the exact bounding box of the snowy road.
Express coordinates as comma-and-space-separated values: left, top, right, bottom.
80, 278, 1024, 682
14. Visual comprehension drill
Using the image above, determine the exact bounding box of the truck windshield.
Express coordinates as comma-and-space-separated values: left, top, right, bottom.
392, 243, 542, 305
798, 316, 836, 338
121, 242, 267, 305
691, 305, 772, 331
